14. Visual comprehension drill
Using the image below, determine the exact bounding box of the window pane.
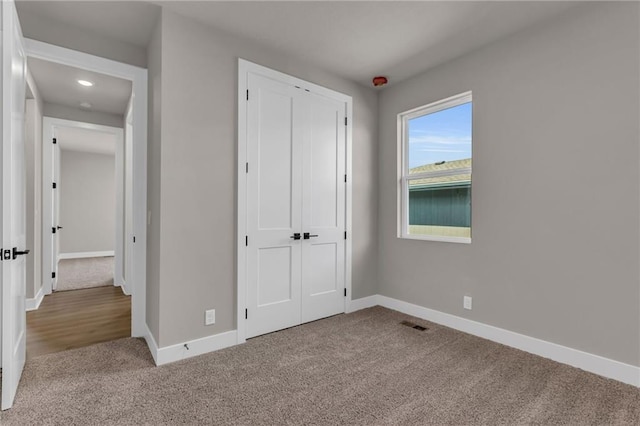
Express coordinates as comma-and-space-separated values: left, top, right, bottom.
408, 179, 471, 239
408, 102, 471, 169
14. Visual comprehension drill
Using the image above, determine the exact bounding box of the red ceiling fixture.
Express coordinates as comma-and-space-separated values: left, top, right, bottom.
372, 76, 388, 87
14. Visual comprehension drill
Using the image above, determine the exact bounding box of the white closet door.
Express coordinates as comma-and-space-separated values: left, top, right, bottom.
246, 73, 304, 338
300, 93, 346, 323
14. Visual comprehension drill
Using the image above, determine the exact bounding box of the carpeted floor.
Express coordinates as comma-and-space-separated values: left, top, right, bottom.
2, 307, 639, 425
56, 256, 114, 291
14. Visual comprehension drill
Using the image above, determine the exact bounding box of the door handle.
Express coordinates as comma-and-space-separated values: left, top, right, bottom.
290, 233, 301, 240
56, 226, 63, 230
12, 247, 30, 260
303, 233, 318, 239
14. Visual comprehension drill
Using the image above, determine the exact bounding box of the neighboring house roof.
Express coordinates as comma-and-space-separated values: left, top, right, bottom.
409, 158, 471, 189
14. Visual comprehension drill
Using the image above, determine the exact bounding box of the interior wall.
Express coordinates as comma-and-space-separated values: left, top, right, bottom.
147, 9, 379, 347
16, 8, 147, 68
146, 15, 162, 342
24, 71, 43, 300
377, 2, 640, 366
43, 102, 123, 129
59, 150, 116, 254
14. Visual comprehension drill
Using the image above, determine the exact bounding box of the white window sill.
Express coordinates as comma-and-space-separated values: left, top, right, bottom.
399, 234, 471, 244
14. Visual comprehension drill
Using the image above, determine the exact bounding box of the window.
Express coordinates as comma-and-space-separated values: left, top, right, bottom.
398, 92, 472, 243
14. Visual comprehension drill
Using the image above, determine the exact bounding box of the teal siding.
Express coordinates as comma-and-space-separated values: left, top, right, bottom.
409, 185, 471, 227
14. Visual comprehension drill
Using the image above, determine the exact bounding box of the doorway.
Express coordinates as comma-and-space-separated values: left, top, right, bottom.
26, 63, 132, 358
24, 39, 147, 339
237, 60, 354, 341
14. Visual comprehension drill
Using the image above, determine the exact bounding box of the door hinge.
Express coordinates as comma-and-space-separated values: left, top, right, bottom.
344, 117, 348, 126
344, 174, 347, 183
133, 236, 136, 243
344, 231, 347, 240
245, 309, 248, 319
1, 248, 10, 261
246, 90, 249, 101
52, 227, 56, 234
344, 288, 347, 297
245, 236, 248, 246
52, 138, 57, 144
52, 182, 57, 189
246, 163, 249, 173
52, 272, 56, 279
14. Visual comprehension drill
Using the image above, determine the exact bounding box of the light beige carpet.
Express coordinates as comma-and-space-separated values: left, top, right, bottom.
2, 307, 639, 425
56, 256, 114, 291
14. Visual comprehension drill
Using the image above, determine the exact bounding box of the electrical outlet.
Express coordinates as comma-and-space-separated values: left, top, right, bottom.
463, 296, 472, 310
205, 309, 215, 325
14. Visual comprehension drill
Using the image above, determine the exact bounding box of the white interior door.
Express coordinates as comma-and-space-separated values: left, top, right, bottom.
1, 0, 28, 410
244, 66, 348, 339
300, 93, 346, 323
51, 142, 60, 290
246, 73, 304, 339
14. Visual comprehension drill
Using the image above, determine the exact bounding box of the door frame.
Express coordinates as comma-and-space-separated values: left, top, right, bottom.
236, 59, 353, 343
41, 117, 124, 293
26, 39, 147, 337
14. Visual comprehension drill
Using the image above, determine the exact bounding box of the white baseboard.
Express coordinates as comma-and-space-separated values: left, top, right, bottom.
143, 324, 159, 365
347, 295, 378, 313
376, 295, 640, 387
143, 324, 238, 366
26, 285, 45, 311
58, 250, 115, 260
120, 279, 130, 295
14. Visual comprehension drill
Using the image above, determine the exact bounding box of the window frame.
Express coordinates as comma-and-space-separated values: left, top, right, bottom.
397, 91, 472, 244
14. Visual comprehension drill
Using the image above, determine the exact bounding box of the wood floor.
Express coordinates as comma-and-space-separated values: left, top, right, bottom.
27, 286, 131, 359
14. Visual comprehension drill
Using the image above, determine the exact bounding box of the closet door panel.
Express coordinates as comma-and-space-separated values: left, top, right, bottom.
246, 73, 303, 338
301, 93, 346, 323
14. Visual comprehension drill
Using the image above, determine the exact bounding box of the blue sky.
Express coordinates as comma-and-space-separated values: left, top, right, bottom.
408, 102, 472, 169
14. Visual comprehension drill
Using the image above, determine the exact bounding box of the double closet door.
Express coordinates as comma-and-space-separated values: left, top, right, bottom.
245, 71, 347, 339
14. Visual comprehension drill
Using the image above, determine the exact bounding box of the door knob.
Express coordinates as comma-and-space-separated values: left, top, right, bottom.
12, 247, 30, 260
303, 233, 318, 239
290, 233, 301, 240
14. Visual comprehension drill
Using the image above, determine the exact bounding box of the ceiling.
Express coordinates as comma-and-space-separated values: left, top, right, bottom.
28, 57, 132, 115
17, 1, 577, 88
160, 1, 577, 87
57, 126, 117, 156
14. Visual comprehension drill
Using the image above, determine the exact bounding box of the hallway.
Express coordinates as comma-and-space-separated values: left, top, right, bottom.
26, 286, 130, 359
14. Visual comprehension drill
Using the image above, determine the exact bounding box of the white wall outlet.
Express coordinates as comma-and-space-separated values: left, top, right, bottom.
205, 309, 216, 325
463, 296, 472, 310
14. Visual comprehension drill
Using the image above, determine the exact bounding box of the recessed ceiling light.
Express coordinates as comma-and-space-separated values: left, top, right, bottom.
77, 80, 94, 87
79, 102, 92, 109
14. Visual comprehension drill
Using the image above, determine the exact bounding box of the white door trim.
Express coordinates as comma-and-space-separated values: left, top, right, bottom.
26, 39, 148, 337
236, 59, 353, 343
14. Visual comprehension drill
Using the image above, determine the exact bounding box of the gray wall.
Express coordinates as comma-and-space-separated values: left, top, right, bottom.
24, 74, 43, 299
16, 8, 146, 68
146, 16, 162, 343
147, 9, 378, 347
377, 2, 640, 366
43, 102, 124, 129
59, 150, 116, 254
